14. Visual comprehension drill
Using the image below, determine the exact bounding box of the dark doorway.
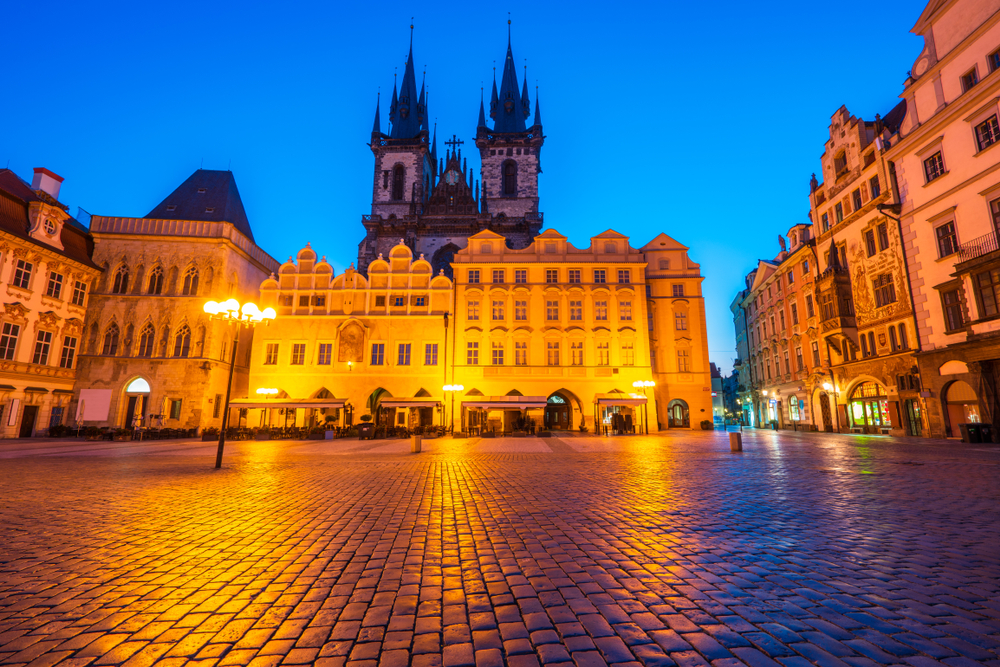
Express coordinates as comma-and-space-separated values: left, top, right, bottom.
821, 394, 833, 432
544, 394, 571, 430
905, 399, 922, 436
19, 405, 38, 438
667, 399, 689, 428
125, 395, 149, 428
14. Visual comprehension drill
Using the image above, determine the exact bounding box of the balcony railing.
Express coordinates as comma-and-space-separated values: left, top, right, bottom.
958, 231, 1000, 262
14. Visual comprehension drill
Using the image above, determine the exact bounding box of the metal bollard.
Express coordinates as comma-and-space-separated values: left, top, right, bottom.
729, 432, 743, 452
410, 435, 422, 453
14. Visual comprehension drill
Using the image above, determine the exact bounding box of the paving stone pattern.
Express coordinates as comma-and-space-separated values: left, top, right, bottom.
0, 430, 998, 667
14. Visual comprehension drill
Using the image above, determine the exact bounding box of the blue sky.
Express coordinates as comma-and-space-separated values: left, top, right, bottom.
3, 0, 925, 374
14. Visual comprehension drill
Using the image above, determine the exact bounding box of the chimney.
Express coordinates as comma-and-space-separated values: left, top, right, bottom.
31, 168, 64, 200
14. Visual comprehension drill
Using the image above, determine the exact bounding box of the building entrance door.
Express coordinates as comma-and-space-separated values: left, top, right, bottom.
544, 403, 569, 429
125, 395, 148, 428
19, 405, 38, 438
905, 399, 922, 436
821, 394, 833, 432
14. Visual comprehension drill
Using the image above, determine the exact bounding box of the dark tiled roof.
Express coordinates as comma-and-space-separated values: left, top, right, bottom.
146, 169, 254, 242
0, 169, 100, 270
882, 100, 907, 134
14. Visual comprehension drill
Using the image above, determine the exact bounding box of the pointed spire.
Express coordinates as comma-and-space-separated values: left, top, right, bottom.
828, 239, 841, 270
389, 75, 398, 124
521, 64, 531, 119
431, 121, 438, 162
418, 71, 427, 131
478, 87, 488, 128
533, 87, 542, 127
490, 71, 499, 120
494, 18, 526, 132
390, 23, 422, 139
372, 92, 381, 134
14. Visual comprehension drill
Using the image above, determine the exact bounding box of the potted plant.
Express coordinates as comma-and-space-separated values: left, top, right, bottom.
83, 426, 102, 441
202, 427, 220, 442
307, 426, 326, 440
255, 427, 272, 441
358, 415, 375, 440
113, 428, 130, 441
700, 419, 713, 430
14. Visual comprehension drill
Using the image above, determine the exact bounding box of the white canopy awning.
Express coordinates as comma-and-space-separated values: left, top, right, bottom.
596, 394, 647, 406
380, 398, 441, 408
462, 396, 548, 409
229, 398, 346, 409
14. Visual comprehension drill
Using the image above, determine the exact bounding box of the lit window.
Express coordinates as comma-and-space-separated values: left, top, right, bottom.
515, 341, 527, 365
264, 343, 278, 365
675, 312, 687, 330
515, 300, 527, 321
546, 342, 560, 366
571, 342, 583, 366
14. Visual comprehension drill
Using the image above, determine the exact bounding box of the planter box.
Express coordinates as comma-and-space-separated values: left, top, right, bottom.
358, 424, 375, 440
307, 433, 325, 440
512, 430, 526, 438
255, 433, 272, 441
202, 433, 218, 441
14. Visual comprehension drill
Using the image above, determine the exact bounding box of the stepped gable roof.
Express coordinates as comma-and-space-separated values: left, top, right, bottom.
146, 169, 255, 242
0, 169, 99, 270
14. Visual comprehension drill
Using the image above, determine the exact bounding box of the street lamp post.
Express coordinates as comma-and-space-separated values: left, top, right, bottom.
443, 384, 464, 433
204, 299, 276, 469
632, 380, 656, 434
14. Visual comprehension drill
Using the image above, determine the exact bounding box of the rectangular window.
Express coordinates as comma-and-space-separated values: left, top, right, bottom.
425, 343, 438, 365
617, 269, 630, 284
787, 270, 794, 285
779, 310, 785, 331
621, 343, 634, 366
672, 284, 684, 297
976, 115, 1000, 151
860, 332, 870, 358
796, 347, 804, 372
397, 343, 411, 366
873, 273, 897, 308
415, 296, 425, 307
72, 281, 87, 306
46, 272, 63, 299
170, 399, 182, 420
514, 269, 527, 284
936, 222, 958, 257
619, 300, 632, 321
835, 202, 844, 223
961, 68, 979, 92
865, 229, 877, 257
492, 299, 505, 321
791, 303, 799, 325
515, 300, 527, 321
675, 312, 687, 330
466, 342, 479, 365
869, 175, 881, 198
393, 296, 404, 307
570, 300, 582, 321
375, 295, 386, 307
491, 342, 504, 365
32, 331, 52, 365
546, 300, 559, 321
467, 300, 480, 321
890, 326, 899, 352
13, 260, 32, 289
515, 341, 527, 366
568, 269, 581, 284
299, 295, 309, 307
595, 300, 608, 320
990, 48, 1000, 73
943, 288, 965, 331
264, 343, 279, 365
812, 341, 821, 367
59, 336, 77, 369
371, 343, 385, 365
492, 269, 505, 284
806, 294, 815, 318
213, 394, 222, 419
597, 342, 609, 366
924, 151, 945, 182
852, 188, 863, 211
822, 212, 830, 232
318, 343, 332, 365
546, 342, 560, 366
877, 223, 889, 251
545, 269, 558, 283
593, 269, 606, 284
571, 342, 583, 366
291, 343, 305, 365
468, 269, 480, 284
677, 349, 690, 372
803, 260, 810, 275
783, 350, 790, 374
312, 295, 326, 307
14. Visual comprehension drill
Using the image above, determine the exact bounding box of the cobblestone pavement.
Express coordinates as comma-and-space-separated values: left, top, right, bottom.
0, 430, 998, 667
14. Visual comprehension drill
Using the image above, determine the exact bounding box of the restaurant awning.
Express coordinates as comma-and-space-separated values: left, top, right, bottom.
595, 393, 647, 406
380, 398, 442, 408
462, 396, 548, 409
229, 398, 347, 409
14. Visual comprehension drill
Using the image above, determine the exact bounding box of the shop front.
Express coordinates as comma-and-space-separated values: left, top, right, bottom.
379, 397, 442, 430
229, 397, 348, 430
847, 381, 891, 433
461, 396, 547, 435
595, 394, 647, 434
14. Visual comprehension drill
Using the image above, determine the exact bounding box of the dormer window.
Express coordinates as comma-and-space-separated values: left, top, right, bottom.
43, 219, 56, 235
197, 188, 207, 194
205, 207, 215, 213
166, 205, 177, 211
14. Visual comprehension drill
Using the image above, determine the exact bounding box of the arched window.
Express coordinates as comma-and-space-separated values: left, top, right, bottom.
182, 267, 199, 296
502, 160, 517, 196
898, 323, 909, 349
112, 265, 129, 294
391, 165, 405, 201
102, 324, 120, 355
147, 267, 164, 295
173, 325, 191, 358
138, 324, 155, 357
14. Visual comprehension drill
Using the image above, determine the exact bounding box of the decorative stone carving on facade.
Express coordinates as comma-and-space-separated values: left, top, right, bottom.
4, 302, 29, 321
338, 321, 365, 363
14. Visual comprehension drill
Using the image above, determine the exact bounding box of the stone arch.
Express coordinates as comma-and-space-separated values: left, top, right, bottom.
431, 243, 461, 280
415, 388, 432, 397
942, 379, 980, 438
545, 389, 577, 431
667, 398, 690, 428
366, 387, 393, 425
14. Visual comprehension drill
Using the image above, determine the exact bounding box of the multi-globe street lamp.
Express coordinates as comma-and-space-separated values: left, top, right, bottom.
442, 384, 464, 433
204, 299, 276, 468
632, 380, 655, 434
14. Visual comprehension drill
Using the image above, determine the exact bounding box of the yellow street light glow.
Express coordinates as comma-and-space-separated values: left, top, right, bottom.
256, 388, 279, 395
203, 300, 220, 315
823, 382, 834, 391
762, 390, 768, 396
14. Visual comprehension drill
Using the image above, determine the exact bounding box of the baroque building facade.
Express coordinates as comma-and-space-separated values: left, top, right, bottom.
0, 168, 102, 437
73, 169, 279, 431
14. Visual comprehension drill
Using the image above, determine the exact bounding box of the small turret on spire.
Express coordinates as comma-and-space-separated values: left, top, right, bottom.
490, 70, 499, 119
477, 87, 488, 128
533, 86, 542, 127
372, 91, 381, 134
521, 63, 531, 119
389, 73, 398, 125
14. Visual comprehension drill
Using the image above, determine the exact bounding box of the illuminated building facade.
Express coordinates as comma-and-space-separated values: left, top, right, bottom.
0, 168, 101, 437
72, 170, 279, 431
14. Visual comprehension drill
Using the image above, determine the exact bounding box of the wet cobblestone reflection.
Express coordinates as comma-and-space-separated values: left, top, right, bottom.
0, 430, 998, 667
